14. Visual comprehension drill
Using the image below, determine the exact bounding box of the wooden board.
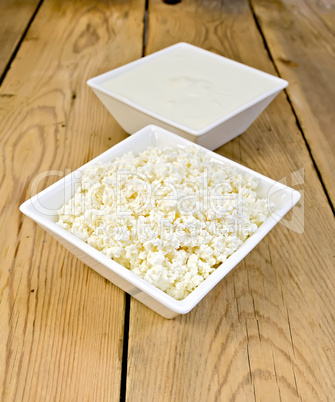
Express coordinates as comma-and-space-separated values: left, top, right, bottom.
0, 0, 145, 400
251, 0, 335, 206
0, 0, 41, 79
126, 1, 335, 401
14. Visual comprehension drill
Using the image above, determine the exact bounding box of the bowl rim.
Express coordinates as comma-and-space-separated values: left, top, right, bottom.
20, 125, 300, 314
87, 42, 288, 136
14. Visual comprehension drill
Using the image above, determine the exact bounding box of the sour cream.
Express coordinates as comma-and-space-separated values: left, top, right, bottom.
101, 46, 281, 131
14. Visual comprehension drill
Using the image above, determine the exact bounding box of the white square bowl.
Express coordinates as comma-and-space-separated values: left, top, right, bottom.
20, 125, 300, 319
87, 43, 288, 151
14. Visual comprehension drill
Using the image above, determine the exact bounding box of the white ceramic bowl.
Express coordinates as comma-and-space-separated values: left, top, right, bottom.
20, 125, 300, 319
87, 43, 288, 150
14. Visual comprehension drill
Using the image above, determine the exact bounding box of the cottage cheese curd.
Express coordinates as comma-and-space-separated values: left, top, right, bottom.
57, 147, 270, 300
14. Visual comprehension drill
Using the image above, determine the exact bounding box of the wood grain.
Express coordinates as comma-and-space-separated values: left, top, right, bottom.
126, 1, 335, 401
0, 0, 41, 79
0, 0, 145, 400
251, 0, 335, 206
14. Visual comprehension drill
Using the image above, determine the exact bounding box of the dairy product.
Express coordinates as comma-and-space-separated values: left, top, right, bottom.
57, 146, 271, 300
101, 46, 280, 131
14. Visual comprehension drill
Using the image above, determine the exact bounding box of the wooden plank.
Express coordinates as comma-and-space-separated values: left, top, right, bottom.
126, 0, 335, 401
0, 0, 145, 400
0, 0, 41, 79
250, 0, 335, 206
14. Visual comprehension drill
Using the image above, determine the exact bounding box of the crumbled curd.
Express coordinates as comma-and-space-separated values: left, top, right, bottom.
57, 146, 270, 300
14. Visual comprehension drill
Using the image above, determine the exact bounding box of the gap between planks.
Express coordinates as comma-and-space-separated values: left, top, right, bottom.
248, 0, 334, 215
142, 0, 150, 57
0, 0, 44, 86
120, 2, 149, 401
120, 294, 131, 402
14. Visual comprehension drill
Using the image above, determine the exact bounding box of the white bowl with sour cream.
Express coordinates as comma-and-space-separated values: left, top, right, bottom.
87, 43, 287, 150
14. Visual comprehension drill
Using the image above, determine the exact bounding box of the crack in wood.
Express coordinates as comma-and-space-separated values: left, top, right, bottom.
245, 321, 257, 402
286, 306, 296, 357
272, 351, 283, 402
